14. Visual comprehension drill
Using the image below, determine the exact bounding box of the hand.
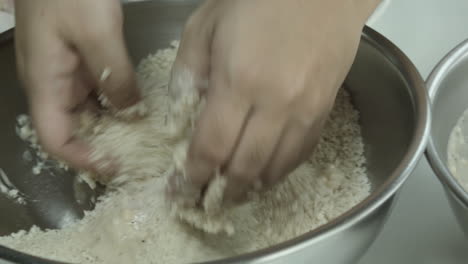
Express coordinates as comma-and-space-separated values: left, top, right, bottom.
0, 0, 13, 13
168, 0, 380, 204
15, 0, 140, 173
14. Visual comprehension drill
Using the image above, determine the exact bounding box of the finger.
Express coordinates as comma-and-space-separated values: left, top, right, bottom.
165, 7, 218, 203
169, 1, 216, 95
31, 94, 117, 177
172, 88, 250, 199
30, 89, 94, 170
262, 119, 326, 186
73, 95, 100, 114
74, 64, 101, 113
70, 11, 141, 111
223, 111, 286, 203
15, 15, 98, 173
167, 7, 215, 126
27, 46, 110, 174
16, 11, 116, 175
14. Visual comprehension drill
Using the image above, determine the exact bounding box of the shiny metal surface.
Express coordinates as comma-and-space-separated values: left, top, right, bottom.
426, 39, 468, 236
0, 1, 430, 263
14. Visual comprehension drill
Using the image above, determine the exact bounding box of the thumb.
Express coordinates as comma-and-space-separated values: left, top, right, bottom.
72, 20, 141, 114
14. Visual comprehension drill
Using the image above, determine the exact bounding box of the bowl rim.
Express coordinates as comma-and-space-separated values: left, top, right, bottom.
0, 5, 431, 264
426, 39, 468, 207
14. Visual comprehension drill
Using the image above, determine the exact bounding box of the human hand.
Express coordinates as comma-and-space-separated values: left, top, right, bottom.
15, 0, 141, 173
168, 0, 380, 204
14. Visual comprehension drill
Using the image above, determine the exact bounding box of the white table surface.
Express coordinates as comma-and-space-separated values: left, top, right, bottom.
361, 0, 468, 263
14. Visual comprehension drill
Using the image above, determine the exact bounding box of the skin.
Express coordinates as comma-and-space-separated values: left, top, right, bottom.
15, 0, 380, 204
168, 0, 380, 204
15, 0, 140, 174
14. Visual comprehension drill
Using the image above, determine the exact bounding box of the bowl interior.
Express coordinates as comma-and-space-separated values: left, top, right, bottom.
431, 55, 468, 161
0, 0, 426, 260
428, 43, 468, 197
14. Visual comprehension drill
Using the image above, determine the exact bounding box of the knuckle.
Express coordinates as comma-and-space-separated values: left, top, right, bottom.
291, 94, 334, 129
189, 145, 224, 169
227, 151, 266, 184
39, 137, 62, 158
102, 73, 138, 107
227, 165, 254, 186
230, 65, 308, 107
262, 174, 278, 188
293, 109, 328, 132
294, 116, 315, 130
282, 85, 306, 105
290, 111, 319, 130
243, 146, 268, 173
189, 113, 233, 166
106, 73, 132, 93
230, 64, 259, 86
279, 74, 309, 105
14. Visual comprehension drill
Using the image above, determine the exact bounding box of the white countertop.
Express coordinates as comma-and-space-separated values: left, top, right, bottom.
0, 11, 13, 33
361, 0, 468, 263
1, 1, 467, 263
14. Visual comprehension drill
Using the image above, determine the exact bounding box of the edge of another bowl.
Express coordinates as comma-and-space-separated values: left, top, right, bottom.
0, 21, 431, 264
426, 39, 468, 207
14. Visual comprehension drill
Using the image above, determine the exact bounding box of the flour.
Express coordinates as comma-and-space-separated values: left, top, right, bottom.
0, 42, 371, 264
448, 108, 468, 190
0, 168, 26, 205
15, 114, 69, 174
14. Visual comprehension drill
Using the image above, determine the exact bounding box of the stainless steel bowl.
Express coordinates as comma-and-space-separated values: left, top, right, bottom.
426, 39, 468, 236
0, 1, 430, 263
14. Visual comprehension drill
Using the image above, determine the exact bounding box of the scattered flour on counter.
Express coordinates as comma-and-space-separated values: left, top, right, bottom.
448, 108, 468, 190
0, 41, 371, 264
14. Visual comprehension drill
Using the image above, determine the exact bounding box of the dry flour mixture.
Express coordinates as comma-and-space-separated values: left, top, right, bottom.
448, 108, 468, 190
0, 42, 371, 264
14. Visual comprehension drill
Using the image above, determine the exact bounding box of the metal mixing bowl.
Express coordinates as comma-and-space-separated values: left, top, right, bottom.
426, 39, 468, 236
0, 1, 430, 263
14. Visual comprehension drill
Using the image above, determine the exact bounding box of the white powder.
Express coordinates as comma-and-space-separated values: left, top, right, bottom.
448, 108, 468, 190
0, 168, 26, 204
0, 42, 371, 264
15, 115, 69, 174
